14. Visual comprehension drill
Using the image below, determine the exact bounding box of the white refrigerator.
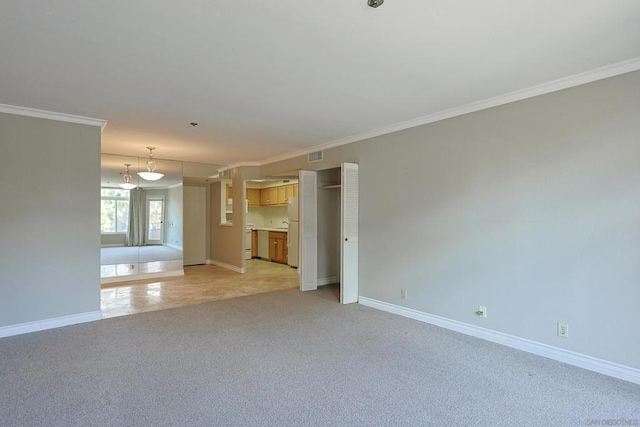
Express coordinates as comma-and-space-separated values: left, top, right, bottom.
287, 196, 299, 267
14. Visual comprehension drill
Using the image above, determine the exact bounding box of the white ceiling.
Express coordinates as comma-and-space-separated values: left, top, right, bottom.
1, 1, 639, 165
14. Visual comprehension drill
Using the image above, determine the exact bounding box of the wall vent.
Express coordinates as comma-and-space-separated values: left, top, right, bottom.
308, 151, 323, 163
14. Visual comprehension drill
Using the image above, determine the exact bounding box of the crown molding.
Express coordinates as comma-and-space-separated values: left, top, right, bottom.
228, 161, 261, 169
0, 103, 107, 131
259, 56, 640, 166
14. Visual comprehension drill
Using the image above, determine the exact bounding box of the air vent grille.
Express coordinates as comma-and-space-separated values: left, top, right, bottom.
308, 151, 323, 162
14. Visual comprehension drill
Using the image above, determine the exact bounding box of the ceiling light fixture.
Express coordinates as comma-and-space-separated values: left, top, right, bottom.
368, 0, 383, 7
138, 147, 164, 181
119, 163, 137, 190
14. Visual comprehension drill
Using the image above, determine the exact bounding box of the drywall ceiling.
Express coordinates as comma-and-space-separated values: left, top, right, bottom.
1, 1, 639, 165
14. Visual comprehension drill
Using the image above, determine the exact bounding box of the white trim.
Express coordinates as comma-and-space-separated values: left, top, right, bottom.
0, 103, 107, 130
100, 243, 124, 248
0, 311, 103, 339
167, 183, 183, 189
208, 259, 246, 274
259, 57, 640, 166
317, 276, 338, 286
358, 297, 640, 385
228, 161, 261, 169
100, 269, 184, 285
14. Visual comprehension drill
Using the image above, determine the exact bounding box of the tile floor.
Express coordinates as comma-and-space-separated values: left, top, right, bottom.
101, 259, 300, 318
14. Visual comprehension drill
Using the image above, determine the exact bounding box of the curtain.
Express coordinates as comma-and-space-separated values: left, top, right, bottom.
127, 188, 145, 246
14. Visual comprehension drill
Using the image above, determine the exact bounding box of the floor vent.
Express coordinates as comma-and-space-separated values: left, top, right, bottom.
308, 150, 323, 162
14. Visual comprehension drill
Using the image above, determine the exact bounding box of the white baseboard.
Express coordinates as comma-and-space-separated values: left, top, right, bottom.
100, 269, 184, 285
100, 243, 124, 248
317, 276, 338, 286
207, 259, 246, 274
358, 297, 640, 385
0, 311, 103, 339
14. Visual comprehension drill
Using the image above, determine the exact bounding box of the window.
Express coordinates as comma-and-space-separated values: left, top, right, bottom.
101, 188, 130, 233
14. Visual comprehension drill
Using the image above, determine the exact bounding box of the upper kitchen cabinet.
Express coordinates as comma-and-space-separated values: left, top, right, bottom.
277, 186, 286, 205
285, 184, 297, 203
247, 188, 261, 207
261, 187, 278, 206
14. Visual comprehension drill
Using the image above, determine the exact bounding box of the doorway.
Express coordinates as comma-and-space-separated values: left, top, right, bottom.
146, 196, 165, 245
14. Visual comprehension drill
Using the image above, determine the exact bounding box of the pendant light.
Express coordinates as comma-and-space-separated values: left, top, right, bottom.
119, 163, 137, 190
138, 147, 164, 181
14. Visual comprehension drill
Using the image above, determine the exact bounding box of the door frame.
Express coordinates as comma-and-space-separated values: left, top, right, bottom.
146, 195, 165, 245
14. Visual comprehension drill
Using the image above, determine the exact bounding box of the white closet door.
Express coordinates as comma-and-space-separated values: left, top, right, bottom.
340, 163, 359, 304
299, 170, 317, 291
183, 186, 206, 266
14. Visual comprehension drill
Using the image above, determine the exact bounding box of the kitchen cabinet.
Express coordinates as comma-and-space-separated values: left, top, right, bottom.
226, 186, 233, 200
284, 184, 297, 204
261, 187, 278, 206
277, 186, 286, 205
251, 230, 258, 258
247, 188, 261, 207
269, 231, 287, 264
253, 183, 299, 207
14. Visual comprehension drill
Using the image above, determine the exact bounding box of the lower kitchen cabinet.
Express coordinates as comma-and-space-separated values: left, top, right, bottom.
251, 230, 258, 257
269, 231, 287, 264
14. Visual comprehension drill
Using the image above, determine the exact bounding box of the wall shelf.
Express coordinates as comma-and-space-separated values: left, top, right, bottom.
322, 184, 341, 189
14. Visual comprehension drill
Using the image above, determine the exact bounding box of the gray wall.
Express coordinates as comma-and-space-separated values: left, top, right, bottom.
261, 71, 640, 369
0, 113, 101, 327
166, 185, 183, 249
210, 179, 244, 268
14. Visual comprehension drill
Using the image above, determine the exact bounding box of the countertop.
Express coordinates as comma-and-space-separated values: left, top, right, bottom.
252, 227, 288, 232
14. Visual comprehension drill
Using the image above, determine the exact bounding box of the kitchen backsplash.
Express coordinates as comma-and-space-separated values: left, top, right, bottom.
247, 206, 288, 227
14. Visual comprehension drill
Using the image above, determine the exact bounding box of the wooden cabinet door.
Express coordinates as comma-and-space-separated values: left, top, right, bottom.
293, 184, 298, 197
226, 186, 233, 200
276, 237, 285, 262
269, 232, 286, 263
247, 188, 261, 207
277, 186, 286, 205
268, 187, 278, 205
261, 188, 270, 205
283, 237, 288, 264
251, 230, 258, 257
269, 237, 277, 260
285, 185, 295, 204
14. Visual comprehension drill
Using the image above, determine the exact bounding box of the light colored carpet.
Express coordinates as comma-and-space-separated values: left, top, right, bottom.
1, 286, 638, 426
101, 245, 183, 265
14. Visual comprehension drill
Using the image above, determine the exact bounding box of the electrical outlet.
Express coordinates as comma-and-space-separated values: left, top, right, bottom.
400, 289, 407, 300
476, 306, 487, 318
557, 322, 569, 338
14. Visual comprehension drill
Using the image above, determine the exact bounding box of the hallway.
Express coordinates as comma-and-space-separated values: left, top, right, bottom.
101, 260, 299, 318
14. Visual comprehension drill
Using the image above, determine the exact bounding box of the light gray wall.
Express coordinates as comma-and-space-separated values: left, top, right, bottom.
261, 70, 640, 369
0, 113, 101, 327
166, 185, 183, 249
210, 179, 244, 268
317, 168, 340, 284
